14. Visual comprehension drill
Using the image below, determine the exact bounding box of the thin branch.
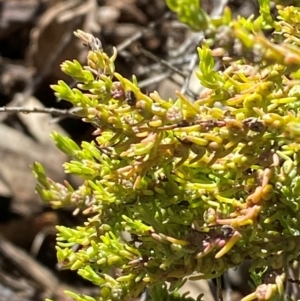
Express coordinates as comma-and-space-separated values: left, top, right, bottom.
135, 54, 195, 76
180, 53, 198, 95
0, 106, 81, 118
138, 71, 172, 89
140, 47, 186, 78
168, 32, 204, 58
210, 0, 229, 18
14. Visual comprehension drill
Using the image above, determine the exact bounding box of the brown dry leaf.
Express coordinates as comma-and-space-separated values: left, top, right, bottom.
25, 0, 99, 82
0, 0, 43, 39
107, 0, 148, 25
0, 96, 71, 216
0, 59, 34, 96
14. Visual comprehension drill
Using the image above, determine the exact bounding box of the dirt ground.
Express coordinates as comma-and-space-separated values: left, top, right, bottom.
0, 1, 260, 300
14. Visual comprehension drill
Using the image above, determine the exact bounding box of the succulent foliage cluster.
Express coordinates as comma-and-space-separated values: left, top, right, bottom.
33, 1, 300, 300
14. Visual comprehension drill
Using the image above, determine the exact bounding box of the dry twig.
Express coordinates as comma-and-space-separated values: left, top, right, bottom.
0, 105, 81, 118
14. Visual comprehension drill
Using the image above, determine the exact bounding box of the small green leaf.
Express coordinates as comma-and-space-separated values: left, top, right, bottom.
51, 131, 80, 157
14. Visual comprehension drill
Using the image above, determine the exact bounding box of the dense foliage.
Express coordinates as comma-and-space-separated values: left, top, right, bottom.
33, 1, 300, 300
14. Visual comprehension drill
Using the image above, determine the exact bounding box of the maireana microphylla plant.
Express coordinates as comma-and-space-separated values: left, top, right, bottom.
33, 1, 300, 300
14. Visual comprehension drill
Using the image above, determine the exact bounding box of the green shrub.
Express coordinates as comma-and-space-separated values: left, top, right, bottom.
33, 1, 300, 300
